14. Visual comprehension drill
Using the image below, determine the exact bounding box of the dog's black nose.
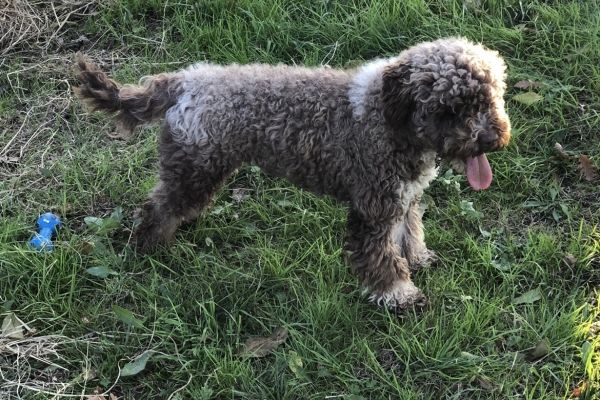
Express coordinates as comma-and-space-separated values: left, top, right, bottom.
479, 131, 498, 145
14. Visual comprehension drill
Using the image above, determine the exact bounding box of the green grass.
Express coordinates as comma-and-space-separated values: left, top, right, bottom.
1, 0, 599, 398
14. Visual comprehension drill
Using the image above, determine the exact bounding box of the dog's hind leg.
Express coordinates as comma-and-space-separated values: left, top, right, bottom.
134, 125, 237, 252
345, 207, 427, 313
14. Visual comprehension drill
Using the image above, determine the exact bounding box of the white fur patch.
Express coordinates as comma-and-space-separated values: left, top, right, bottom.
392, 151, 437, 246
165, 91, 209, 146
396, 151, 438, 209
348, 56, 400, 119
391, 220, 407, 247
368, 280, 423, 308
166, 63, 223, 146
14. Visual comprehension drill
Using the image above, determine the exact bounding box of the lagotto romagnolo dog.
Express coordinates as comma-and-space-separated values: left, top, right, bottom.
74, 37, 510, 312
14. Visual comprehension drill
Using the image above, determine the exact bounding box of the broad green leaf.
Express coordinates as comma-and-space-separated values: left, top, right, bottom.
85, 266, 118, 278
110, 207, 124, 221
40, 167, 53, 177
84, 216, 104, 229
513, 288, 542, 304
491, 259, 511, 272
85, 208, 123, 235
514, 80, 542, 90
80, 236, 110, 256
552, 209, 561, 222
210, 205, 225, 215
98, 218, 121, 234
460, 351, 480, 359
112, 305, 144, 329
1, 300, 14, 312
512, 92, 543, 105
346, 396, 366, 400
479, 226, 492, 238
277, 200, 296, 208
288, 350, 304, 378
1, 313, 24, 339
317, 365, 332, 378
527, 338, 550, 361
459, 200, 482, 219
559, 203, 572, 219
582, 341, 594, 377
121, 350, 153, 376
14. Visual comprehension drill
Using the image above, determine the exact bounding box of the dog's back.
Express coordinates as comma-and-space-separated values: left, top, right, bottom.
75, 59, 365, 198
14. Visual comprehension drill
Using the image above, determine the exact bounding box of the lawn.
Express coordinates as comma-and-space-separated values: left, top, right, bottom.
0, 0, 598, 399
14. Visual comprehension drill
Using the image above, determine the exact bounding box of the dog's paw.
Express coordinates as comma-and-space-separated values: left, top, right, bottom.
368, 280, 428, 313
132, 208, 162, 253
133, 235, 158, 253
409, 249, 438, 272
133, 229, 159, 254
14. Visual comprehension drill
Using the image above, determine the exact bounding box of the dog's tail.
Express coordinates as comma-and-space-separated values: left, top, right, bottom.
73, 54, 182, 138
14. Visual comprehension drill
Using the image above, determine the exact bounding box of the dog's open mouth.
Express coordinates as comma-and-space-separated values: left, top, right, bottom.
465, 153, 492, 190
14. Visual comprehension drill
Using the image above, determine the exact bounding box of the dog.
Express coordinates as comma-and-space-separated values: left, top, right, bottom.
74, 37, 511, 312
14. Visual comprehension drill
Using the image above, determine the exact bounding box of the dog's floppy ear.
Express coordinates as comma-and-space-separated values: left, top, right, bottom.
381, 61, 414, 130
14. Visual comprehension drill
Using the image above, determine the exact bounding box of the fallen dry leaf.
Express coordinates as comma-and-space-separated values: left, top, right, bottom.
579, 155, 598, 181
512, 92, 543, 105
80, 240, 96, 255
1, 313, 31, 339
589, 321, 600, 339
554, 143, 571, 160
513, 24, 537, 33
86, 387, 106, 400
231, 187, 251, 203
514, 80, 542, 90
570, 380, 588, 398
0, 156, 19, 164
238, 327, 288, 358
85, 392, 118, 400
563, 253, 577, 267
477, 377, 496, 391
526, 338, 551, 361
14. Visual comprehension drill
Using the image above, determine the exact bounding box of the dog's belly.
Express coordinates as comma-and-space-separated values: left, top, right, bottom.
255, 153, 352, 202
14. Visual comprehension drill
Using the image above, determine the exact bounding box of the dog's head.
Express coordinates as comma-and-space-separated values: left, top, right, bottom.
381, 37, 511, 190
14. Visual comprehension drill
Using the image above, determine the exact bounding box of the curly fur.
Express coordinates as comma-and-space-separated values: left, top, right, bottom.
74, 37, 511, 312
73, 55, 183, 137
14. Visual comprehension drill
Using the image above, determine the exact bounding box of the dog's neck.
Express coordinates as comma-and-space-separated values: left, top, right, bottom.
348, 56, 401, 120
389, 144, 437, 182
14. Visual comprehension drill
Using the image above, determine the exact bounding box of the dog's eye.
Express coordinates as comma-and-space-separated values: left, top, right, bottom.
440, 110, 456, 122
436, 111, 456, 131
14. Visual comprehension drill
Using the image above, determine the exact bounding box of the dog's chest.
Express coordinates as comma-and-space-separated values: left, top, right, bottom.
395, 152, 438, 209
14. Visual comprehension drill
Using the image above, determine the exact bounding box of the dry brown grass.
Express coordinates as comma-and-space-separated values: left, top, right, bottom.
0, 0, 105, 63
0, 0, 122, 211
0, 332, 125, 399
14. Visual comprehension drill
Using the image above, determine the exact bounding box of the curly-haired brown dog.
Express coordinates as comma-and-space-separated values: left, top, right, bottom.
74, 37, 510, 312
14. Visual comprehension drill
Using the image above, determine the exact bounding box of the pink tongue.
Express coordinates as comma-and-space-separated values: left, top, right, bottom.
466, 153, 493, 190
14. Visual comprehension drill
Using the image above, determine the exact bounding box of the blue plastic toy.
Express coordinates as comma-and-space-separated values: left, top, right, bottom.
29, 213, 61, 252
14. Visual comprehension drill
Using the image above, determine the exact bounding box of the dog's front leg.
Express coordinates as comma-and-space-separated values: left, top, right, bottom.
393, 197, 437, 272
345, 208, 427, 312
